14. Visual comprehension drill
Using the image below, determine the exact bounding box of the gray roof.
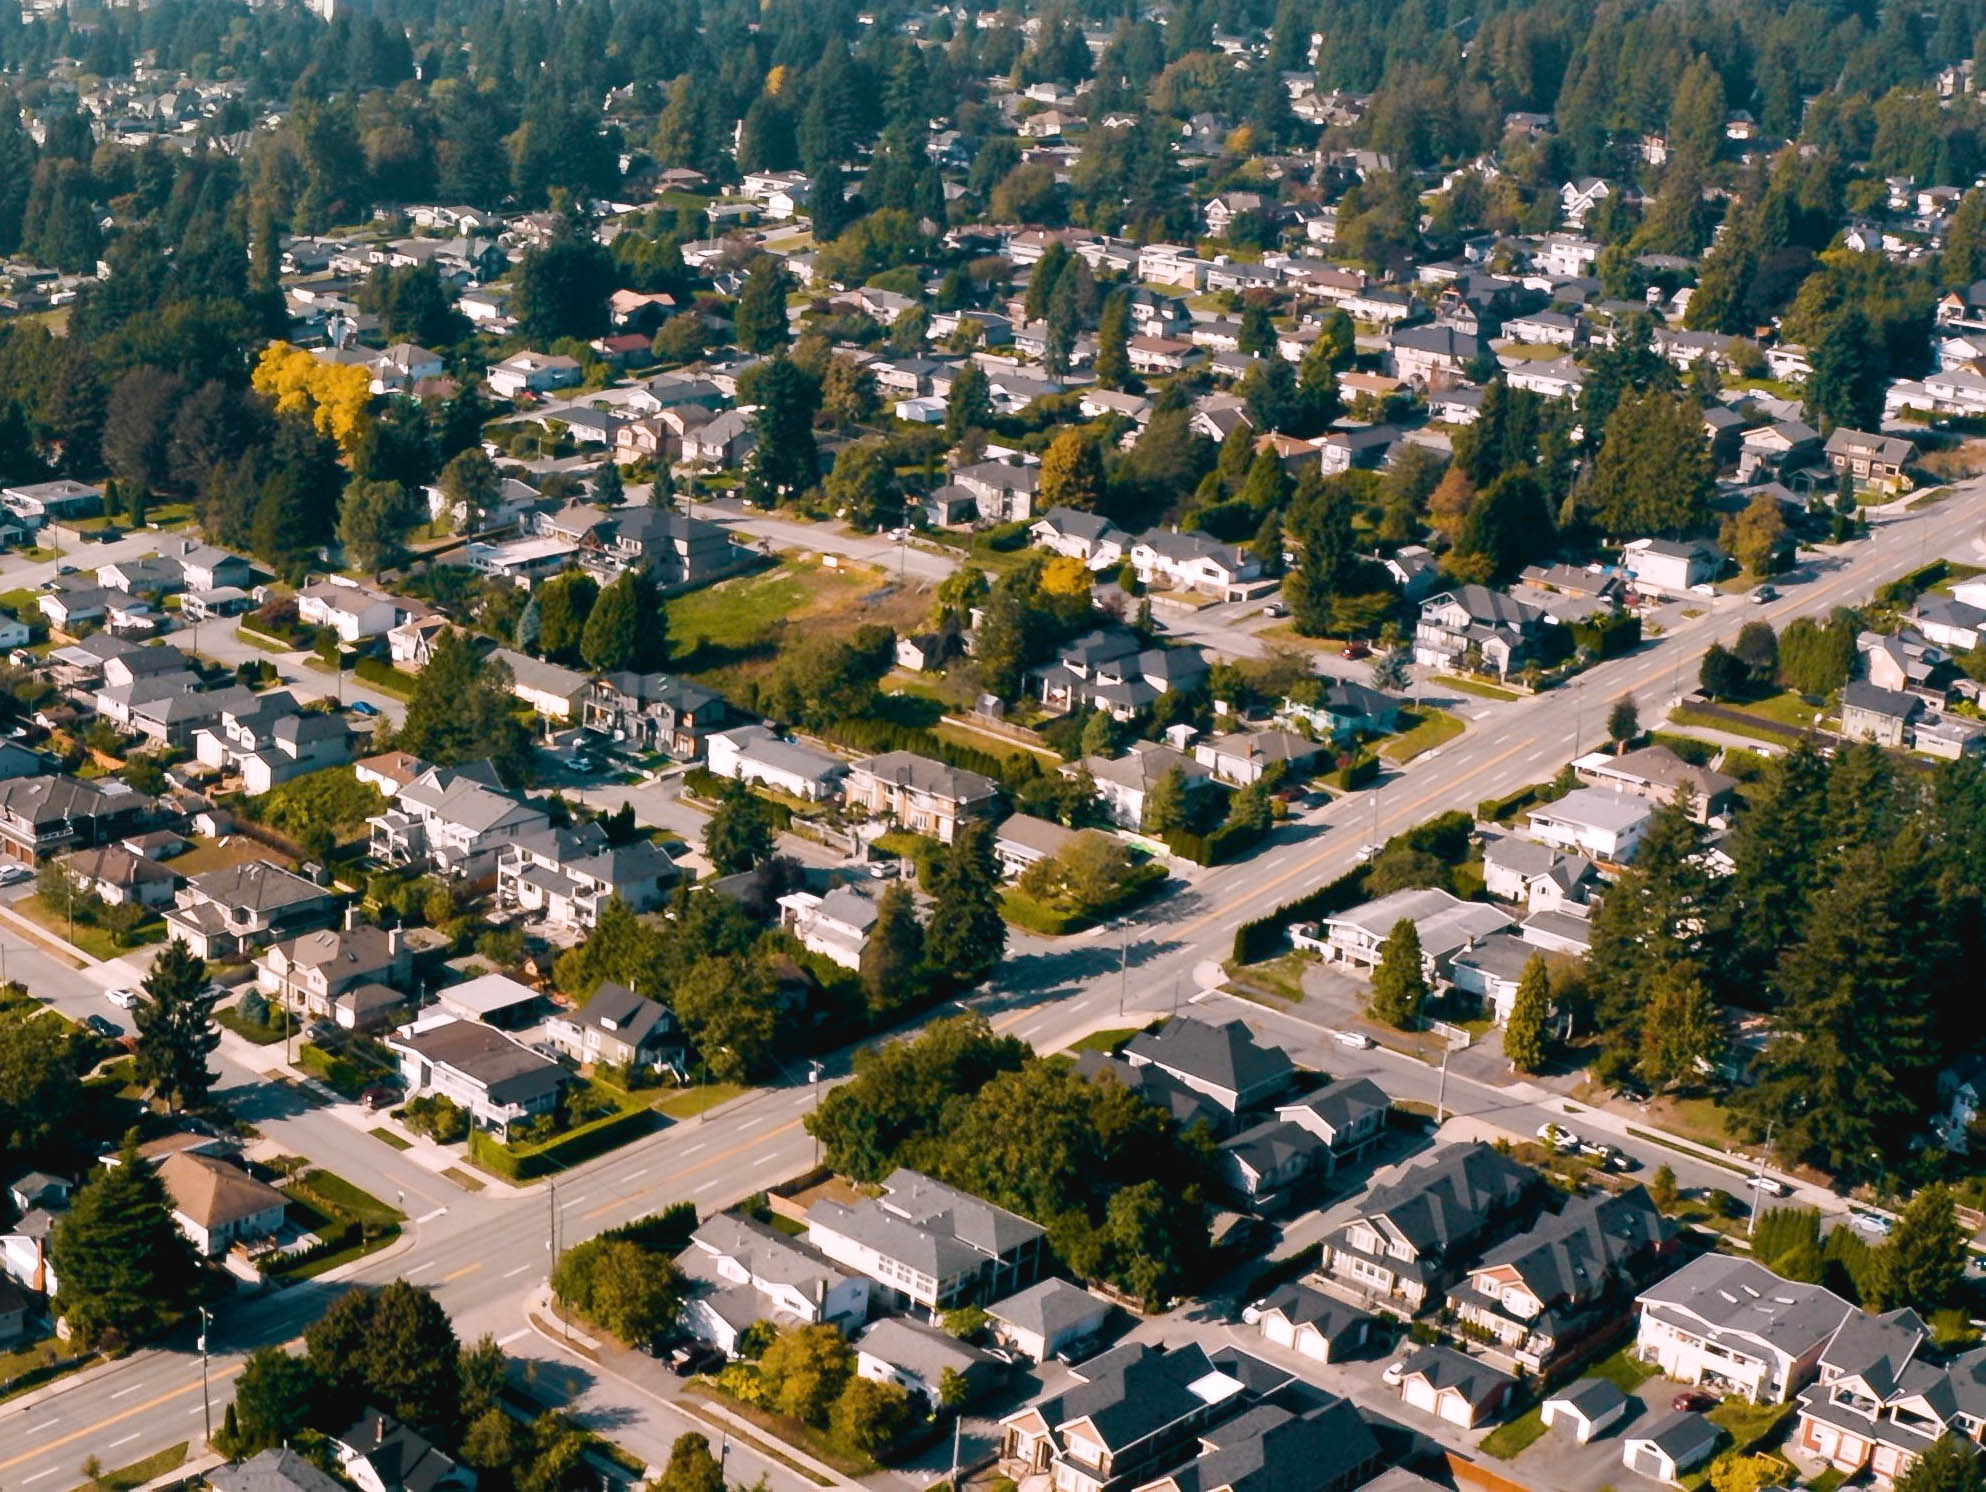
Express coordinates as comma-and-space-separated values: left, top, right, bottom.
1450, 930, 1543, 983
1075, 1051, 1228, 1131
851, 750, 998, 804
0, 773, 143, 827
1168, 1400, 1382, 1492
882, 1169, 1045, 1255
1124, 1017, 1294, 1103
209, 1449, 348, 1492
809, 1169, 1044, 1285
856, 1315, 996, 1383
689, 1211, 848, 1296
571, 980, 672, 1049
989, 1277, 1109, 1340
1465, 1187, 1672, 1309
1257, 1282, 1371, 1344
1548, 1376, 1629, 1419
1530, 788, 1653, 834
1629, 1408, 1722, 1463
390, 1019, 567, 1107
1328, 886, 1514, 959
1220, 1117, 1328, 1177
185, 859, 329, 914
1278, 1077, 1390, 1137
1843, 679, 1922, 719
490, 646, 588, 699
1484, 836, 1563, 878
1340, 1141, 1538, 1263
713, 724, 844, 783
995, 812, 1079, 860
1398, 1343, 1515, 1407
1636, 1255, 1853, 1363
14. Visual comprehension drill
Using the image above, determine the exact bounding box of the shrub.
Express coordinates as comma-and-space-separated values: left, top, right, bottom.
401, 1093, 470, 1143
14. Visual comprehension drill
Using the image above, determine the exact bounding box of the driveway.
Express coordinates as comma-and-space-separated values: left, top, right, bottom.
1503, 1376, 1680, 1492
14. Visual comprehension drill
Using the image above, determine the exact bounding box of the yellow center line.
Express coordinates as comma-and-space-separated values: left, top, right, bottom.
0, 1362, 243, 1473
442, 1261, 484, 1282
580, 1117, 807, 1221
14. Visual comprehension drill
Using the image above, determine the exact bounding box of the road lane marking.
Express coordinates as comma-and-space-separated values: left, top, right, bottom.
737, 1115, 764, 1130
110, 1383, 146, 1398
753, 1151, 780, 1166
24, 1419, 55, 1434
582, 1117, 806, 1220
623, 1168, 647, 1180
107, 1433, 140, 1449
681, 1142, 706, 1156
22, 1467, 60, 1484
498, 1328, 531, 1346
405, 1261, 437, 1276
694, 1178, 721, 1194
442, 1261, 483, 1282
504, 1264, 532, 1278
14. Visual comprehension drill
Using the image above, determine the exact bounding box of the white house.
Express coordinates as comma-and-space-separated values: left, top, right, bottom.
677, 1211, 870, 1355
778, 883, 880, 969
156, 1152, 287, 1258
297, 578, 422, 642
1311, 886, 1514, 982
1635, 1254, 1851, 1404
1129, 528, 1262, 599
384, 1014, 569, 1135
488, 647, 589, 722
368, 761, 550, 882
1622, 538, 1725, 596
706, 724, 848, 801
487, 351, 582, 398
496, 823, 679, 930
1524, 789, 1654, 863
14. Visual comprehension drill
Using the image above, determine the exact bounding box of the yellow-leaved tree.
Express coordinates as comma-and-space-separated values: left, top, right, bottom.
250, 343, 373, 458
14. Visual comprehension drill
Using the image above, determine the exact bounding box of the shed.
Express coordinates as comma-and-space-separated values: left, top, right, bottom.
1623, 1411, 1721, 1482
1543, 1376, 1631, 1443
432, 971, 543, 1028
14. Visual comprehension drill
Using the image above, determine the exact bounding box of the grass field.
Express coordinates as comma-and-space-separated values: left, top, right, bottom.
1668, 705, 1808, 747
1379, 708, 1466, 763
657, 1081, 748, 1119
73, 1441, 186, 1491
1065, 1026, 1141, 1055
10, 896, 161, 961
172, 836, 293, 876
1433, 673, 1522, 701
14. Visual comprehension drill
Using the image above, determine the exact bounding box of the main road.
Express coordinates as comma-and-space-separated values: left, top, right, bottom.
2, 484, 1979, 1487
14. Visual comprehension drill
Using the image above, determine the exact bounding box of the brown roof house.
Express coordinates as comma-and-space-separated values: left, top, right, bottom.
255, 909, 412, 1024
157, 1151, 287, 1257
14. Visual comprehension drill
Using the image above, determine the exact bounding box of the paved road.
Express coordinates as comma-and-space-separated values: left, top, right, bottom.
5, 487, 1979, 1486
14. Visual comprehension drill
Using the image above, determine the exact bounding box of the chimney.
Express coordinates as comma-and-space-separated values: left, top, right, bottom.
344, 904, 359, 933
388, 927, 403, 957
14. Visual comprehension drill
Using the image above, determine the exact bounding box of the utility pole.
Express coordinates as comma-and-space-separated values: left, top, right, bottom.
1117, 923, 1131, 1016
197, 1305, 212, 1445
1747, 1121, 1776, 1238
950, 1411, 963, 1491
1436, 1046, 1450, 1125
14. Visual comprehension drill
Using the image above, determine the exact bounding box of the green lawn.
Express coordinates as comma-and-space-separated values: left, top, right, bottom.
216, 1005, 291, 1045
1480, 1404, 1550, 1459
657, 1081, 748, 1119
1065, 1026, 1141, 1055
369, 1126, 412, 1150
1379, 708, 1466, 763
1587, 1345, 1659, 1393
1667, 706, 1807, 748
1223, 951, 1313, 1002
1733, 689, 1831, 729
1433, 674, 1522, 701
11, 896, 161, 962
666, 559, 867, 652
1708, 1399, 1795, 1453
295, 1167, 404, 1224
0, 587, 39, 617
73, 1441, 186, 1491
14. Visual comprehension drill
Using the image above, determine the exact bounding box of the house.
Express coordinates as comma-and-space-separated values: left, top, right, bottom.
1635, 1254, 1853, 1404
993, 813, 1079, 879
297, 580, 423, 642
858, 1315, 1003, 1407
544, 980, 676, 1072
488, 648, 589, 722
1319, 1141, 1542, 1313
1036, 634, 1211, 720
487, 350, 582, 398
1738, 420, 1822, 482
706, 725, 848, 802
256, 915, 411, 1023
157, 1151, 286, 1257
56, 843, 177, 908
0, 775, 152, 864
1413, 586, 1544, 676
1191, 729, 1321, 786
1122, 1016, 1295, 1116
355, 751, 431, 797
1248, 1283, 1373, 1364
1129, 1398, 1385, 1492
496, 822, 679, 929
433, 972, 544, 1027
1482, 837, 1598, 913
1031, 508, 1131, 569
1128, 336, 1204, 375
459, 536, 578, 590
1077, 742, 1213, 830
1076, 1050, 1230, 1135
677, 1211, 870, 1354
164, 860, 341, 959
1274, 1077, 1391, 1167
1840, 681, 1922, 747
954, 459, 1043, 523
2, 479, 103, 524
1526, 788, 1655, 862
806, 1168, 1046, 1317
1447, 1187, 1675, 1372
1390, 323, 1481, 387
1622, 538, 1724, 596
1863, 626, 1955, 695
192, 693, 353, 793
681, 408, 758, 468
1542, 1377, 1631, 1444
209, 1449, 349, 1492
989, 1278, 1112, 1364
1623, 1412, 1722, 1483
385, 1014, 569, 1136
1789, 1306, 1986, 1485
778, 882, 881, 969
1394, 1344, 1516, 1428
1217, 1119, 1328, 1212
334, 1410, 475, 1492
1908, 596, 1986, 653
6, 1171, 71, 1214
999, 1343, 1296, 1492
584, 673, 730, 757
1825, 428, 1917, 492
1312, 886, 1514, 983
844, 751, 1001, 843
1573, 745, 1738, 822
368, 761, 550, 883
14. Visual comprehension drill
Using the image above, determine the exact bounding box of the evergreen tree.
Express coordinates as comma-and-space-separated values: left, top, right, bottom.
945, 361, 992, 442
1370, 919, 1427, 1028
1095, 290, 1131, 389
654, 1434, 727, 1492
513, 203, 615, 343
1140, 764, 1189, 835
1607, 693, 1639, 748
1873, 1184, 1968, 1314
750, 356, 820, 497
535, 571, 599, 663
1584, 796, 1711, 1060
133, 939, 218, 1112
514, 593, 543, 654
396, 630, 532, 782
1585, 389, 1714, 537
925, 819, 1007, 989
735, 257, 791, 355
50, 1133, 201, 1346
229, 1346, 317, 1454
337, 477, 420, 578
579, 568, 665, 672
1892, 1436, 1984, 1492
1720, 740, 1831, 980
1638, 968, 1722, 1089
1947, 188, 1986, 289
593, 460, 624, 507
1806, 306, 1888, 432
1504, 954, 1551, 1073
859, 881, 926, 1018
1044, 270, 1080, 377
703, 780, 775, 874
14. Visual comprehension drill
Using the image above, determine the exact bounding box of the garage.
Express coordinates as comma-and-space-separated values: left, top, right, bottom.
1622, 1411, 1721, 1483
1393, 1345, 1516, 1431
1543, 1377, 1630, 1444
1264, 1314, 1296, 1350
1250, 1283, 1372, 1365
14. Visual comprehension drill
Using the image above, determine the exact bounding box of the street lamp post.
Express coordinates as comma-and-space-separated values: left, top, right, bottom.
1746, 1121, 1777, 1238
197, 1305, 212, 1445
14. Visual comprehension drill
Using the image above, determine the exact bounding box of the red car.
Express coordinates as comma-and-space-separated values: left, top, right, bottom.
1340, 641, 1371, 659
1673, 1391, 1716, 1413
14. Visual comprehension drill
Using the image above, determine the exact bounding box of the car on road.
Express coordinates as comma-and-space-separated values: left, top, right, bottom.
1752, 585, 1778, 604
1745, 1175, 1790, 1197
1673, 1392, 1717, 1413
1262, 601, 1288, 618
348, 700, 380, 717
1849, 1211, 1893, 1238
567, 756, 595, 774
105, 988, 139, 1009
0, 864, 32, 886
1334, 1029, 1374, 1050
1356, 843, 1382, 863
1537, 1123, 1580, 1152
1340, 641, 1371, 659
55, 564, 76, 576
85, 1014, 121, 1038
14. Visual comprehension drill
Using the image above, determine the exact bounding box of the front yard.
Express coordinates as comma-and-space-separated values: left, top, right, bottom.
1379, 707, 1466, 764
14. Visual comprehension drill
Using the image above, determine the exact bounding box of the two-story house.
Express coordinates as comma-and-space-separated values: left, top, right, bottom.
384, 1014, 569, 1135
497, 822, 679, 929
256, 913, 412, 1024
1123, 1017, 1296, 1117
843, 751, 1000, 843
1635, 1254, 1854, 1404
584, 673, 729, 758
296, 579, 426, 643
367, 761, 550, 884
1825, 428, 1918, 493
1274, 1077, 1391, 1170
1129, 529, 1263, 601
544, 980, 677, 1072
1794, 1308, 1986, 1485
677, 1211, 871, 1356
1313, 886, 1514, 983
1413, 586, 1545, 676
778, 883, 881, 970
954, 459, 1043, 523
1073, 741, 1213, 830
0, 776, 151, 865
1279, 683, 1406, 744
1036, 632, 1211, 720
164, 860, 343, 959
192, 692, 353, 794
805, 1168, 1045, 1318
1030, 508, 1131, 569
1320, 1141, 1543, 1313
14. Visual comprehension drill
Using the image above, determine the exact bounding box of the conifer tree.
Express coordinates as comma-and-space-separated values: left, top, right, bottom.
133, 938, 218, 1112
1504, 954, 1551, 1073
51, 1132, 201, 1346
1370, 920, 1427, 1028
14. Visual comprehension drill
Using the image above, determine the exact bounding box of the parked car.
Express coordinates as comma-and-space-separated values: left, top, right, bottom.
0, 865, 33, 886
1340, 641, 1371, 659
360, 1084, 401, 1111
1537, 1123, 1580, 1152
669, 1344, 723, 1377
1263, 601, 1288, 618
1356, 843, 1382, 862
105, 987, 139, 1009
85, 1014, 121, 1038
1752, 585, 1778, 604
1334, 1029, 1374, 1050
1744, 1175, 1790, 1197
1382, 1358, 1409, 1386
348, 700, 380, 717
1673, 1391, 1716, 1412
1849, 1211, 1893, 1238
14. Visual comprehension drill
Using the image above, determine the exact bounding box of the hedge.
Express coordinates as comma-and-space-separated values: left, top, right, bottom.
822, 716, 1031, 790
352, 656, 415, 697
1232, 864, 1371, 963
468, 1104, 658, 1180
1569, 610, 1642, 659
1165, 819, 1265, 866
683, 766, 795, 829
1477, 784, 1542, 823
1333, 754, 1379, 791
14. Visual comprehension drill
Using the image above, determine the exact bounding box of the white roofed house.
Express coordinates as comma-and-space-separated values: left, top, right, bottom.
192, 692, 354, 794
805, 1168, 1046, 1317
487, 350, 582, 399
677, 1211, 871, 1356
1635, 1254, 1853, 1404
1525, 788, 1655, 863
368, 760, 551, 884
1622, 538, 1724, 597
497, 821, 679, 930
1310, 886, 1514, 983
706, 724, 848, 801
779, 882, 882, 970
1030, 507, 1131, 569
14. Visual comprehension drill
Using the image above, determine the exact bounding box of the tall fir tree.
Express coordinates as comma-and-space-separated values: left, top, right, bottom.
924, 819, 1007, 989
1370, 920, 1427, 1028
51, 1133, 202, 1346
1504, 954, 1552, 1073
133, 938, 218, 1112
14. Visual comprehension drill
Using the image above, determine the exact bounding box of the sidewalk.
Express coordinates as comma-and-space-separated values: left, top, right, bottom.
0, 898, 91, 967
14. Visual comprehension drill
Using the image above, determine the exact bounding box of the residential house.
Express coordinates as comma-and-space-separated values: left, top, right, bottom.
1413, 586, 1545, 676
1792, 1307, 1986, 1485
677, 1211, 870, 1355
1311, 886, 1514, 983
954, 460, 1043, 523
1217, 1119, 1329, 1213
1319, 1141, 1543, 1313
989, 1278, 1112, 1364
1130, 529, 1264, 600
1841, 681, 1922, 747
1525, 788, 1655, 863
1393, 1344, 1516, 1428
1123, 1016, 1295, 1117
993, 813, 1079, 879
209, 1449, 348, 1492
778, 882, 881, 969
681, 408, 758, 468
1622, 539, 1724, 596
256, 915, 411, 1023
55, 843, 177, 908
1030, 508, 1131, 569
1390, 323, 1481, 387
2, 479, 102, 525
1130, 1398, 1384, 1492
165, 860, 341, 959
1826, 428, 1918, 492
857, 1315, 1004, 1407
844, 751, 1001, 843
487, 350, 582, 398
384, 1014, 569, 1136
706, 724, 847, 801
1248, 1283, 1375, 1364
333, 1411, 475, 1492
1192, 729, 1321, 786
1862, 627, 1953, 696
584, 673, 730, 757
192, 692, 353, 793
1572, 745, 1738, 822
806, 1168, 1046, 1317
1505, 309, 1581, 346
459, 536, 578, 590
544, 980, 676, 1072
369, 761, 549, 883
1076, 742, 1214, 830
488, 648, 588, 722
1908, 596, 1986, 653
1128, 336, 1204, 375
1447, 1187, 1676, 1372
1035, 632, 1210, 720
1279, 682, 1404, 744
1635, 1254, 1854, 1404
297, 579, 424, 642
1623, 1412, 1722, 1483
0, 775, 152, 864
1738, 420, 1822, 482
157, 1151, 287, 1257
1482, 838, 1598, 914
1274, 1077, 1391, 1168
